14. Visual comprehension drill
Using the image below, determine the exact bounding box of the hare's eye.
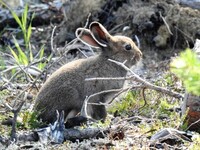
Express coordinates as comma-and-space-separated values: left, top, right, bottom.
124, 44, 132, 51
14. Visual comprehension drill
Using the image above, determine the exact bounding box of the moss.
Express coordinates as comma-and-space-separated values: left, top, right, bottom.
108, 91, 143, 116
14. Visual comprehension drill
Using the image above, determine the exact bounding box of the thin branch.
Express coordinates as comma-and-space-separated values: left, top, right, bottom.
86, 89, 123, 106
109, 59, 183, 99
84, 13, 91, 28
185, 118, 200, 131
43, 13, 92, 74
77, 48, 89, 58
85, 76, 134, 81
174, 26, 194, 44
139, 87, 147, 109
80, 89, 123, 119
134, 35, 140, 49
109, 21, 130, 34
86, 59, 183, 99
51, 26, 57, 54
159, 12, 173, 35
108, 85, 145, 104
4, 101, 25, 142
172, 26, 178, 50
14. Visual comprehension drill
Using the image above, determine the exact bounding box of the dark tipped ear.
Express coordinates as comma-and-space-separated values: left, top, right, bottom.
89, 22, 110, 47
76, 28, 100, 48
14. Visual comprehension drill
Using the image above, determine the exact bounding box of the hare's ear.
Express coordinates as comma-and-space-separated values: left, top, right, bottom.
76, 28, 101, 48
90, 22, 111, 47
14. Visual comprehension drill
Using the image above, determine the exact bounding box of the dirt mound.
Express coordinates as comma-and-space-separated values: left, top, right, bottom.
112, 0, 200, 48
105, 0, 200, 73
55, 0, 200, 73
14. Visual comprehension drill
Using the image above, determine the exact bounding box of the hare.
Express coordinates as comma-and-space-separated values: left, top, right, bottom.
34, 22, 142, 123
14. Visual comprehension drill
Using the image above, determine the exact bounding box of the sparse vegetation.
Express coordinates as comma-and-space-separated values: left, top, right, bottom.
11, 4, 34, 50
0, 2, 48, 79
108, 91, 142, 116
18, 111, 42, 129
0, 0, 199, 149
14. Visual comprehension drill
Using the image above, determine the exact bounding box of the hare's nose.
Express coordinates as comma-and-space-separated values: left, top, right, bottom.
138, 50, 142, 58
135, 49, 142, 61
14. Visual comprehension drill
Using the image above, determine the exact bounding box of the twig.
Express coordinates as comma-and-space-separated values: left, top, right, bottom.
42, 13, 92, 75
81, 96, 92, 119
51, 26, 57, 54
87, 89, 123, 105
159, 12, 173, 35
139, 87, 147, 109
29, 57, 48, 67
1, 51, 42, 84
86, 59, 183, 99
172, 26, 178, 50
80, 89, 123, 119
117, 115, 156, 124
174, 26, 194, 44
85, 76, 135, 81
108, 85, 145, 104
109, 21, 130, 34
81, 83, 146, 119
185, 118, 200, 131
109, 59, 183, 99
107, 87, 131, 104
134, 35, 140, 49
4, 101, 25, 142
84, 13, 91, 28
77, 48, 89, 58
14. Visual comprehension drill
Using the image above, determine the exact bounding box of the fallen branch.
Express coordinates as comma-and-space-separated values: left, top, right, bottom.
0, 127, 109, 145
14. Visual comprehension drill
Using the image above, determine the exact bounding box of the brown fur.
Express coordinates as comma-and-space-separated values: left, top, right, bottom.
34, 22, 142, 123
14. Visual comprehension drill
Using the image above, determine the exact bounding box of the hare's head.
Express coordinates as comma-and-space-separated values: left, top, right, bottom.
76, 22, 142, 67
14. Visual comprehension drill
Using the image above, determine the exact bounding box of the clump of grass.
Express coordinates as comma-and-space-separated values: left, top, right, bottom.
8, 4, 35, 65
11, 5, 40, 66
11, 4, 34, 51
0, 2, 51, 81
108, 91, 143, 117
9, 36, 29, 66
18, 111, 43, 129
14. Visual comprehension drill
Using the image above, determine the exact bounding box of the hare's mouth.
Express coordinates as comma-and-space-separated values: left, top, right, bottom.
131, 52, 142, 62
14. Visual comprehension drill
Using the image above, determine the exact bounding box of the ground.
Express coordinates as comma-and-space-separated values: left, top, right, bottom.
0, 0, 200, 149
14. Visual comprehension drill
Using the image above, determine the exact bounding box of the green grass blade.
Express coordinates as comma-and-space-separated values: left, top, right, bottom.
22, 4, 28, 45
9, 46, 20, 64
11, 11, 23, 29
27, 12, 35, 44
47, 53, 53, 61
38, 45, 45, 69
27, 24, 32, 44
22, 4, 28, 30
29, 44, 33, 62
12, 36, 28, 65
39, 45, 45, 59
